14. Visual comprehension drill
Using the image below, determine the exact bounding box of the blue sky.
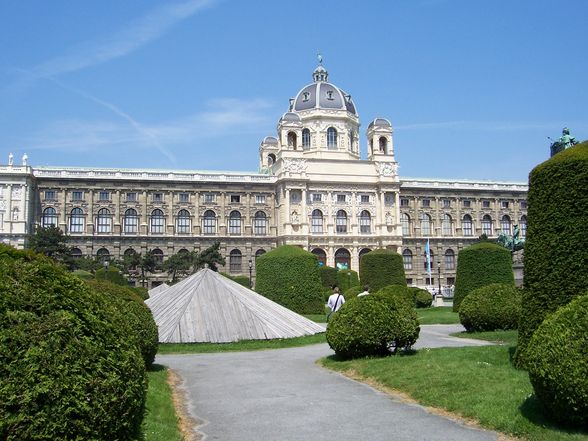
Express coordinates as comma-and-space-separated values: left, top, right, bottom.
1, 0, 586, 181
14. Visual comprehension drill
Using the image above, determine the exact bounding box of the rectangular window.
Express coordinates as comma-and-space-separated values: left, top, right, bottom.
447, 277, 455, 286
462, 199, 471, 208
152, 193, 163, 202
71, 191, 83, 201
442, 199, 451, 208
400, 198, 409, 207
44, 190, 56, 200
406, 278, 413, 286
421, 199, 430, 208
425, 277, 435, 286
126, 192, 137, 202
337, 194, 346, 203
178, 193, 189, 203
501, 201, 509, 209
361, 194, 370, 204
204, 193, 216, 203
255, 194, 266, 204
384, 193, 395, 206
99, 191, 110, 201
482, 200, 491, 208
520, 200, 527, 209
312, 193, 322, 202
230, 194, 241, 203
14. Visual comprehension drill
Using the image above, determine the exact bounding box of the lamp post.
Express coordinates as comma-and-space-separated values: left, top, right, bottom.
248, 259, 253, 289
437, 262, 442, 300
103, 259, 109, 281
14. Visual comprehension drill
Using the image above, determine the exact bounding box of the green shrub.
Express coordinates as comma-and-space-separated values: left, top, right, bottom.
72, 269, 93, 280
255, 245, 324, 314
0, 245, 146, 440
133, 286, 149, 300
337, 269, 359, 293
318, 266, 338, 288
84, 279, 159, 368
344, 285, 363, 300
326, 294, 420, 359
376, 285, 415, 309
95, 266, 128, 286
458, 283, 521, 332
359, 249, 406, 292
220, 272, 251, 288
413, 288, 433, 308
453, 242, 514, 312
526, 292, 588, 426
516, 142, 588, 367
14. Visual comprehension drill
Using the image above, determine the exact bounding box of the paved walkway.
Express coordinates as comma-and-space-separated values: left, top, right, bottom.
158, 324, 498, 441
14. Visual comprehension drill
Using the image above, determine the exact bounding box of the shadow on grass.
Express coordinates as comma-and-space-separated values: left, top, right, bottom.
519, 395, 588, 437
324, 347, 418, 363
148, 363, 167, 372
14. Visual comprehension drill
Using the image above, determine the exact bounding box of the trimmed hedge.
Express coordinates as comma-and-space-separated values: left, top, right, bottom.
376, 285, 416, 309
526, 292, 588, 426
344, 285, 363, 300
255, 245, 324, 314
0, 245, 146, 440
95, 266, 128, 286
318, 266, 338, 288
84, 279, 159, 368
359, 249, 406, 293
458, 283, 521, 332
516, 142, 588, 367
220, 272, 250, 288
337, 269, 359, 293
413, 287, 433, 308
326, 294, 420, 359
453, 242, 514, 312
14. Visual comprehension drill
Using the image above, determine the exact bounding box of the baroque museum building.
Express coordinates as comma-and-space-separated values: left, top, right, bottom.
0, 63, 528, 288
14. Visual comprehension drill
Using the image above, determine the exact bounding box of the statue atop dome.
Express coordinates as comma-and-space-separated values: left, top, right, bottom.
549, 127, 578, 157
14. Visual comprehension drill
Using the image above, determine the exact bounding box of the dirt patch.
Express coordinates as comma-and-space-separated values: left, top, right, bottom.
167, 368, 204, 441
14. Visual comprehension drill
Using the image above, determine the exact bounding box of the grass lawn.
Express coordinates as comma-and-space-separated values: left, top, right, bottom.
453, 329, 518, 346
139, 365, 183, 441
158, 332, 326, 354
417, 306, 460, 324
320, 344, 588, 441
303, 313, 328, 323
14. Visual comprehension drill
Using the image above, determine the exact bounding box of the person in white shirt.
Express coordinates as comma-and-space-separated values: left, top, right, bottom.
357, 285, 370, 297
327, 286, 345, 314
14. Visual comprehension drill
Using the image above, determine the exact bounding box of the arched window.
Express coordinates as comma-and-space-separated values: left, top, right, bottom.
445, 249, 456, 270
151, 248, 164, 264
71, 247, 82, 259
311, 209, 323, 233
402, 249, 413, 270
359, 210, 371, 234
203, 210, 216, 234
400, 213, 411, 236
150, 209, 165, 234
123, 208, 138, 234
267, 153, 276, 166
96, 208, 111, 233
462, 214, 473, 237
287, 132, 297, 149
302, 128, 311, 150
96, 247, 110, 262
501, 215, 511, 235
69, 208, 84, 233
442, 214, 453, 236
229, 249, 242, 273
335, 248, 351, 270
229, 210, 241, 235
312, 248, 327, 266
379, 136, 387, 153
424, 249, 435, 270
336, 210, 347, 233
420, 213, 432, 236
255, 249, 266, 259
41, 207, 57, 228
359, 248, 371, 264
482, 214, 493, 236
176, 209, 191, 234
520, 215, 528, 237
254, 211, 267, 235
327, 127, 337, 149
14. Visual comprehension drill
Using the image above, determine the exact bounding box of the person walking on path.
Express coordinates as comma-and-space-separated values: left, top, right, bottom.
327, 286, 345, 321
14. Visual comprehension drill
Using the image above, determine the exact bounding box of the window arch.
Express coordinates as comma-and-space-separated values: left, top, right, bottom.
255, 249, 266, 259
150, 209, 165, 234
254, 211, 267, 235
71, 247, 82, 259
402, 249, 413, 270
96, 208, 111, 233
335, 248, 351, 270
229, 249, 242, 273
445, 249, 456, 270
442, 214, 453, 236
176, 209, 191, 234
501, 215, 511, 235
482, 214, 493, 236
287, 131, 297, 149
41, 207, 57, 228
327, 127, 337, 149
124, 208, 138, 234
302, 128, 311, 149
359, 210, 371, 234
462, 214, 473, 236
229, 210, 241, 235
420, 213, 432, 236
336, 210, 348, 233
359, 248, 372, 264
151, 248, 164, 264
519, 215, 528, 237
203, 210, 216, 234
379, 136, 387, 153
400, 213, 411, 236
267, 153, 276, 166
69, 208, 84, 233
312, 248, 327, 266
96, 247, 110, 262
311, 209, 323, 233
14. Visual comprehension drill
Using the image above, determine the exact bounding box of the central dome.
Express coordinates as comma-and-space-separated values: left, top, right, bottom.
291, 64, 357, 116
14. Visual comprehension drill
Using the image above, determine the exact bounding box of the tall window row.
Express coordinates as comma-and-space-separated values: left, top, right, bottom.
402, 248, 456, 271
309, 209, 372, 234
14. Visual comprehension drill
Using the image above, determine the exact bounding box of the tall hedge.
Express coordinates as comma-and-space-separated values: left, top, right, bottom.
255, 245, 324, 314
359, 249, 406, 292
0, 245, 146, 440
337, 269, 359, 292
452, 242, 514, 312
515, 142, 588, 367
318, 266, 338, 288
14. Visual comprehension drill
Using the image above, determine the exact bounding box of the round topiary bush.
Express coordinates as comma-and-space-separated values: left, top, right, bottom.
318, 266, 338, 288
255, 245, 324, 314
458, 283, 521, 332
376, 284, 416, 309
516, 142, 588, 367
84, 279, 159, 368
0, 245, 146, 440
337, 269, 359, 293
453, 242, 514, 312
359, 249, 406, 293
526, 292, 588, 426
326, 294, 420, 359
344, 285, 363, 300
413, 288, 433, 308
